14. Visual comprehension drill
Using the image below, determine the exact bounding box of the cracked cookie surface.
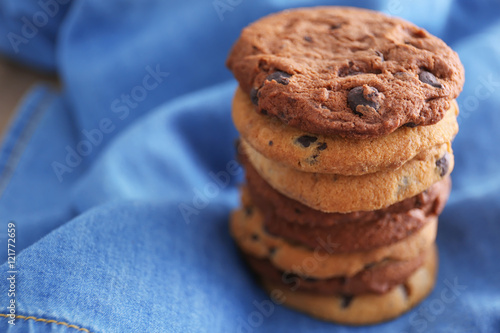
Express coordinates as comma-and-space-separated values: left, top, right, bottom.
241, 140, 454, 213
260, 245, 437, 325
240, 147, 451, 252
227, 7, 464, 138
233, 88, 459, 175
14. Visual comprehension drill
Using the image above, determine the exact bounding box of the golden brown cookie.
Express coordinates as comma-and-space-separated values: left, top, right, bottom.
229, 202, 437, 279
227, 7, 464, 139
242, 139, 453, 213
245, 249, 426, 295
261, 245, 438, 325
240, 147, 451, 252
233, 87, 459, 175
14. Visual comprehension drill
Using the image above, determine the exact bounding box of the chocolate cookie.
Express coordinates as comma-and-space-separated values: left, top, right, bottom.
242, 150, 451, 227
227, 7, 464, 138
230, 199, 437, 279
233, 87, 459, 175
261, 245, 437, 325
242, 139, 454, 213
241, 149, 451, 251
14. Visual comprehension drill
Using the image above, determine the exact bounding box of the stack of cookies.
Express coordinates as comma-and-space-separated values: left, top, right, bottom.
227, 7, 464, 325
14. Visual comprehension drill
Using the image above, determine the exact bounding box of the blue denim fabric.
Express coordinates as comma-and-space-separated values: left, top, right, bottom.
0, 0, 499, 332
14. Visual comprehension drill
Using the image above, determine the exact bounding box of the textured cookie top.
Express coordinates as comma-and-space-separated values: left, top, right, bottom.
233, 88, 459, 175
242, 139, 453, 213
227, 7, 464, 138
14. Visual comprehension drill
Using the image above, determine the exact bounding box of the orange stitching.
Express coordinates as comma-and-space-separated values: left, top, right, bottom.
0, 313, 92, 332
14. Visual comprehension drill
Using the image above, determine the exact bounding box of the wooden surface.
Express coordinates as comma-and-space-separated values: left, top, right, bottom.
0, 58, 57, 137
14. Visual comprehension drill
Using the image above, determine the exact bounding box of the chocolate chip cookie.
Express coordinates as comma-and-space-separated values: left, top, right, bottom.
261, 245, 437, 325
241, 147, 451, 252
227, 6, 463, 326
227, 7, 464, 138
241, 139, 454, 213
230, 198, 437, 279
245, 249, 426, 295
233, 87, 459, 175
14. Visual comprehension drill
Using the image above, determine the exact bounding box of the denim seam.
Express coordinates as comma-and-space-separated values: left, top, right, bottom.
0, 313, 93, 332
0, 90, 55, 198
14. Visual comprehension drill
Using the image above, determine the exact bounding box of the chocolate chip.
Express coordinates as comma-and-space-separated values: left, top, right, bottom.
364, 262, 376, 269
341, 295, 354, 308
295, 135, 317, 148
304, 36, 313, 42
338, 67, 361, 77
268, 140, 273, 146
262, 224, 272, 235
338, 67, 350, 77
317, 142, 327, 151
245, 206, 253, 216
419, 71, 442, 88
394, 71, 412, 81
425, 97, 440, 103
283, 272, 300, 280
251, 233, 259, 241
347, 86, 381, 116
306, 154, 319, 165
375, 50, 384, 61
304, 276, 317, 282
266, 71, 292, 85
436, 153, 450, 177
260, 109, 268, 115
250, 88, 259, 105
403, 284, 412, 298
405, 122, 418, 128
